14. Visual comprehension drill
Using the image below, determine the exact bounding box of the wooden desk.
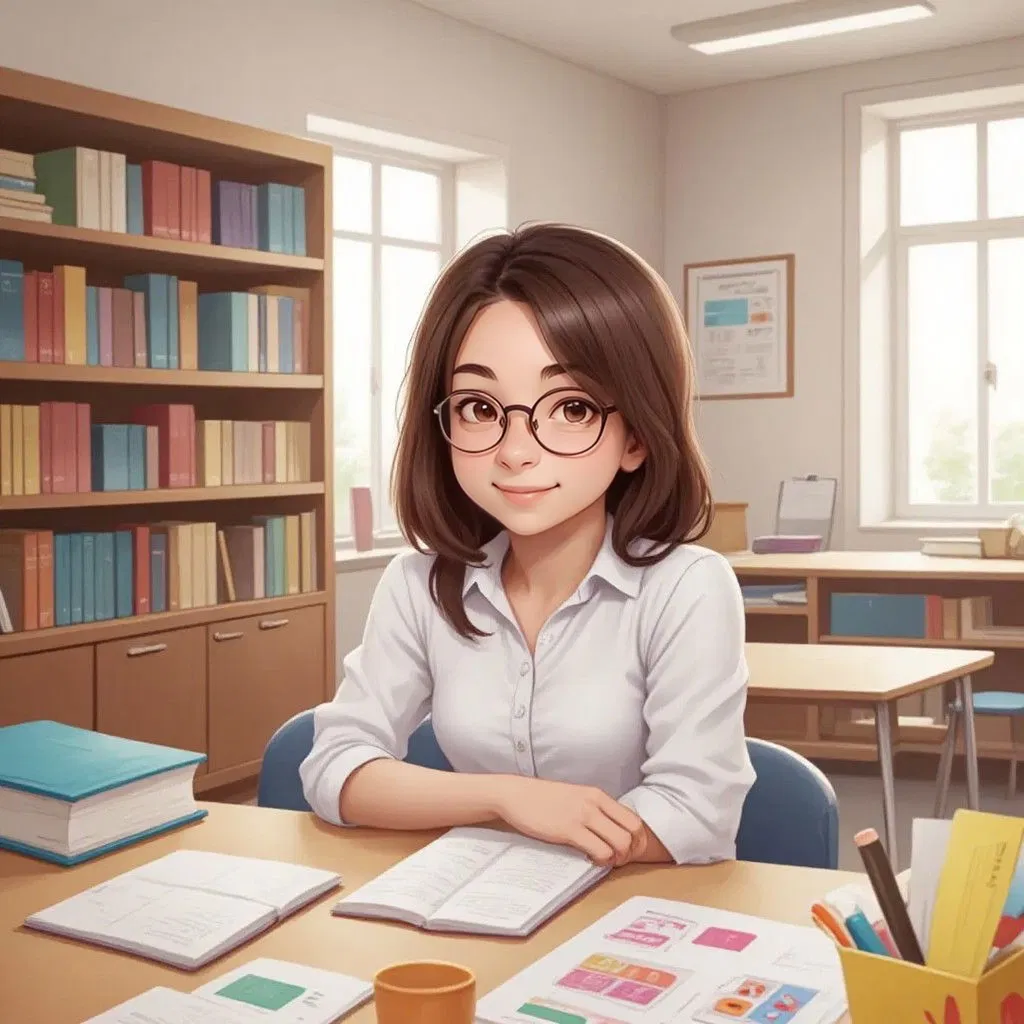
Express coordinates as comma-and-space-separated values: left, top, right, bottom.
729, 550, 1024, 765
0, 803, 862, 1023
747, 642, 993, 868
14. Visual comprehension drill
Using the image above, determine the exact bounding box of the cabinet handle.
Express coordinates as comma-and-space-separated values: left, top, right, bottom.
259, 617, 290, 631
213, 630, 245, 642
127, 643, 167, 657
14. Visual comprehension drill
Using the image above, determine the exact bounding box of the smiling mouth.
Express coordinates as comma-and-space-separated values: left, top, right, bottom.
493, 484, 559, 494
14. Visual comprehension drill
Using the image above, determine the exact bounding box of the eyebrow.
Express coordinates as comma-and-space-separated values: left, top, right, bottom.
451, 362, 572, 381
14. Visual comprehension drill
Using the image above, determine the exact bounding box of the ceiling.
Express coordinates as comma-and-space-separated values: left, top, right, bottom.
408, 0, 1024, 93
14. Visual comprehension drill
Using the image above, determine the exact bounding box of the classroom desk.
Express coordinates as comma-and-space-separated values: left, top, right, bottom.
746, 642, 994, 869
0, 803, 864, 1023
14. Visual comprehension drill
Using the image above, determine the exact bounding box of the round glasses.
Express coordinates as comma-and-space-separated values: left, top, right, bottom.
434, 386, 617, 455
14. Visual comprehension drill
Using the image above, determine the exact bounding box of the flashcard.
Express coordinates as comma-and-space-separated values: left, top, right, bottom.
554, 952, 686, 1008
515, 996, 629, 1024
692, 977, 821, 1024
606, 910, 696, 952
693, 926, 758, 953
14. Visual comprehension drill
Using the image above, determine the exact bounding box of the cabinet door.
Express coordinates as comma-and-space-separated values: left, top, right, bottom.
0, 647, 94, 728
96, 627, 206, 768
208, 604, 325, 774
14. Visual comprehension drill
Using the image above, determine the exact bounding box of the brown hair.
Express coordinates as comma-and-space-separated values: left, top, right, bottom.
390, 221, 713, 639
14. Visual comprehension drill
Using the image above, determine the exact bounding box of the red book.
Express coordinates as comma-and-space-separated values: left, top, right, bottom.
133, 525, 151, 615
0, 531, 40, 631
196, 169, 212, 244
180, 166, 195, 242
131, 290, 147, 367
23, 271, 38, 362
37, 272, 54, 363
50, 402, 77, 494
132, 404, 191, 489
166, 164, 181, 240
52, 268, 65, 364
39, 401, 52, 494
111, 288, 134, 367
142, 160, 172, 237
35, 530, 53, 629
76, 403, 91, 493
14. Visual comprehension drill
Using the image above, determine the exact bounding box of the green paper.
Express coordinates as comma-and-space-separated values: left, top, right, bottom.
215, 973, 305, 1011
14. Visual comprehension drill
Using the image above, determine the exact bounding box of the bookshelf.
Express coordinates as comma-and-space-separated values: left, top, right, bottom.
0, 66, 335, 794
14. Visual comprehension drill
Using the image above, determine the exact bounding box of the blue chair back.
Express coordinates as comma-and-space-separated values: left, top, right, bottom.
257, 711, 451, 812
735, 737, 839, 870
258, 716, 837, 870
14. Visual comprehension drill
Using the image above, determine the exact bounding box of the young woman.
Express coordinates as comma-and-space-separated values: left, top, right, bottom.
300, 222, 755, 868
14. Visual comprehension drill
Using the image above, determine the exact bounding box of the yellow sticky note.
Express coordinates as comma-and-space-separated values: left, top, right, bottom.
927, 809, 1024, 978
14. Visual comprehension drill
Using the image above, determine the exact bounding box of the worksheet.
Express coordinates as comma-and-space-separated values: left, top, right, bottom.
476, 896, 848, 1024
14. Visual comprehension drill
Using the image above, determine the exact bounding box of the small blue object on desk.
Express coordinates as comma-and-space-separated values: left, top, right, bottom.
0, 719, 206, 866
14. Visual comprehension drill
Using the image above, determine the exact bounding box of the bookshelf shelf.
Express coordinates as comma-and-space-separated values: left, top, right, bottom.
0, 590, 328, 659
743, 604, 809, 617
0, 482, 325, 511
0, 362, 324, 390
0, 217, 324, 280
0, 65, 335, 795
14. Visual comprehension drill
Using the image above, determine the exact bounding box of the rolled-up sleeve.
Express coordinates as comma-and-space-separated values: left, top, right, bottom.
618, 552, 756, 865
299, 553, 433, 826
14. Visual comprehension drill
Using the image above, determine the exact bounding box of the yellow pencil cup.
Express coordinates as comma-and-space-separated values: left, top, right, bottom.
837, 945, 1024, 1023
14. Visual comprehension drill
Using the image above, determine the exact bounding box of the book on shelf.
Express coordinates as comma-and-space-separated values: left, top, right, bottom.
0, 259, 309, 372
3, 145, 306, 253
741, 583, 808, 607
0, 511, 318, 633
332, 825, 608, 937
84, 958, 373, 1024
0, 720, 206, 866
24, 848, 341, 969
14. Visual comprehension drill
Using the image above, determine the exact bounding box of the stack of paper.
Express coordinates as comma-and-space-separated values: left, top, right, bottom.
83, 958, 373, 1023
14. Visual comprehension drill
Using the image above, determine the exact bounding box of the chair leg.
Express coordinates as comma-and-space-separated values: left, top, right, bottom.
1009, 717, 1024, 802
934, 704, 959, 818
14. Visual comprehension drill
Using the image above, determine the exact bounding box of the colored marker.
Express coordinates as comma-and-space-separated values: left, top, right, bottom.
855, 827, 925, 964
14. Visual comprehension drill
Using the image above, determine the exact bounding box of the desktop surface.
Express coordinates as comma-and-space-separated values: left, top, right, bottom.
728, 549, 1024, 580
0, 802, 862, 1023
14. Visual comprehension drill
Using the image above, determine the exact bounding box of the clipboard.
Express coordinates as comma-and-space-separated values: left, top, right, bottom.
775, 475, 837, 548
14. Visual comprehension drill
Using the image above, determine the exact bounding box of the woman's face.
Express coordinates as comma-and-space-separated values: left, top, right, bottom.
443, 299, 645, 538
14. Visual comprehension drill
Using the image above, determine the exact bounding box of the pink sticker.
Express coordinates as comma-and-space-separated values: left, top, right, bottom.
558, 969, 616, 993
606, 981, 662, 1006
693, 926, 757, 952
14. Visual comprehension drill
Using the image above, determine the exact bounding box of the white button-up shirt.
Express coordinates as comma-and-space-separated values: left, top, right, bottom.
300, 517, 756, 865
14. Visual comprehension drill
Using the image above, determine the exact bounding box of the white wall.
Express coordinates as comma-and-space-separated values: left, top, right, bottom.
665, 34, 1024, 548
0, 0, 663, 267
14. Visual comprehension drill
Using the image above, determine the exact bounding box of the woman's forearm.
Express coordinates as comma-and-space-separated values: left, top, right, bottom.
338, 758, 514, 830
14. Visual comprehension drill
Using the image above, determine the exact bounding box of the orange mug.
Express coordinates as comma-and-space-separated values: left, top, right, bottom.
373, 960, 476, 1024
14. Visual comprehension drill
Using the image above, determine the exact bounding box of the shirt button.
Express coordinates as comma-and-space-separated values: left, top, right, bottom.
514, 705, 526, 718
519, 661, 530, 676
516, 740, 527, 752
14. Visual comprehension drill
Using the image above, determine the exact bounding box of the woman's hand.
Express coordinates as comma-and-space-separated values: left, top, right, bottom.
491, 776, 646, 867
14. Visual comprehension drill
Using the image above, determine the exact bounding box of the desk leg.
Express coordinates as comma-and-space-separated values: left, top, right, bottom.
875, 700, 899, 869
957, 674, 980, 810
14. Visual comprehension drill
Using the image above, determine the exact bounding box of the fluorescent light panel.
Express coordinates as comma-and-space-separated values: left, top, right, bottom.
672, 0, 936, 56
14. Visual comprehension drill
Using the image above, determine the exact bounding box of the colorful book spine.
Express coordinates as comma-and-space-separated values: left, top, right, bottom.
0, 259, 24, 361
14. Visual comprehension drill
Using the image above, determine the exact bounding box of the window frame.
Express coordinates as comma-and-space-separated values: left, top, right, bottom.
891, 103, 1024, 520
328, 142, 456, 550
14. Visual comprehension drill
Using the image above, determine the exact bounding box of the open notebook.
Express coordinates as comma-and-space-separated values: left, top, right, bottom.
332, 826, 608, 937
24, 850, 341, 970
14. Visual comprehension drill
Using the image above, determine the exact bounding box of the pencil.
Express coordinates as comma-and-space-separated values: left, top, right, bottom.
854, 827, 925, 964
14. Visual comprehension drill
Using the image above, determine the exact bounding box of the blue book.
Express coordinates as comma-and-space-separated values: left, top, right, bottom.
198, 292, 248, 370
86, 286, 100, 365
278, 296, 293, 373
0, 720, 206, 866
54, 533, 72, 627
126, 163, 144, 235
69, 533, 84, 625
167, 274, 179, 369
257, 183, 286, 253
0, 174, 34, 192
81, 532, 96, 623
94, 532, 115, 621
292, 185, 306, 256
114, 530, 133, 618
124, 274, 168, 369
0, 258, 25, 361
282, 183, 294, 255
150, 531, 167, 614
830, 593, 929, 639
91, 424, 130, 491
257, 294, 268, 371
127, 424, 146, 490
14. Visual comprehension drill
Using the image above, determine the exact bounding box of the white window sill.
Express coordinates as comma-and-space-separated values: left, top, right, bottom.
859, 518, 1008, 534
334, 545, 410, 573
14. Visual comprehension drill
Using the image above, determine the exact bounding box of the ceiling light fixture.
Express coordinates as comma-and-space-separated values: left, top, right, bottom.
671, 0, 936, 55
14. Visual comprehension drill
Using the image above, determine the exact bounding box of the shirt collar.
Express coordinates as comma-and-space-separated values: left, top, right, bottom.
462, 514, 645, 601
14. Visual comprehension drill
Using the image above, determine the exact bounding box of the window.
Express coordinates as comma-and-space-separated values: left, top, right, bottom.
894, 112, 1024, 518
332, 151, 453, 542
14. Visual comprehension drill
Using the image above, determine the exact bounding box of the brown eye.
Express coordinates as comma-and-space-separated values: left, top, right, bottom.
553, 398, 599, 426
456, 398, 499, 424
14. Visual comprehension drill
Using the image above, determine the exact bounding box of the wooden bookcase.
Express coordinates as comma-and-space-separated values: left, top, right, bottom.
0, 66, 335, 793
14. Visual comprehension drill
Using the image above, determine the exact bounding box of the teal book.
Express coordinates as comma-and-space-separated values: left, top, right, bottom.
86, 285, 100, 365
0, 258, 25, 362
292, 185, 306, 256
166, 274, 179, 369
114, 530, 133, 619
198, 292, 248, 370
54, 533, 72, 626
91, 424, 130, 491
81, 532, 96, 623
94, 531, 115, 621
69, 533, 84, 625
124, 274, 168, 369
257, 183, 286, 253
0, 720, 206, 866
127, 424, 146, 490
126, 163, 144, 235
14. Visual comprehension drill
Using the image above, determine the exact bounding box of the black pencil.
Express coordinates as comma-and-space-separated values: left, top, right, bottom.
854, 827, 925, 964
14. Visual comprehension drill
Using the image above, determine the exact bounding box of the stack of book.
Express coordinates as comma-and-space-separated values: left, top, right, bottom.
0, 148, 53, 222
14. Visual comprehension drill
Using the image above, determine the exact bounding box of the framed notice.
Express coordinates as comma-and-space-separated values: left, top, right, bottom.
683, 254, 794, 400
